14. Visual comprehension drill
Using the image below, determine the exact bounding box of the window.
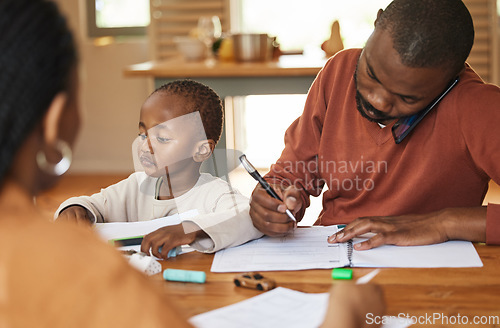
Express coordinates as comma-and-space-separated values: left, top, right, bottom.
231, 0, 392, 169
232, 95, 307, 169
87, 0, 150, 37
234, 0, 392, 51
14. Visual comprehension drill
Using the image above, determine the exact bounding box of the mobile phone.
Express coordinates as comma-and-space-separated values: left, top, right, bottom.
392, 76, 459, 144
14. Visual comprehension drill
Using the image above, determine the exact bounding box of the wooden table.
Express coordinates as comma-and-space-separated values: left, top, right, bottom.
150, 244, 500, 327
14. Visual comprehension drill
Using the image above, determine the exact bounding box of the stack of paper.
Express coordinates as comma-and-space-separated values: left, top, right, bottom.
211, 226, 483, 272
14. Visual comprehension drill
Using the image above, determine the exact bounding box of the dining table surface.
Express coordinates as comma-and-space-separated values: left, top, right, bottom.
149, 243, 500, 328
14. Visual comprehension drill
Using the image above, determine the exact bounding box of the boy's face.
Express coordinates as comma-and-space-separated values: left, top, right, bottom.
136, 92, 206, 178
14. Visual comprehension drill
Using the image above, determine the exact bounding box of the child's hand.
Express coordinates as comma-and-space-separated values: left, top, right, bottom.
57, 205, 93, 227
141, 224, 197, 260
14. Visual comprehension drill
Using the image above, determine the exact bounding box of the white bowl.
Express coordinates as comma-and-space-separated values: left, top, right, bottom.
174, 37, 206, 61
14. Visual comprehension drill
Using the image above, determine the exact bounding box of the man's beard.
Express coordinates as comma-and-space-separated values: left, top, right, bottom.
353, 69, 398, 124
355, 90, 396, 124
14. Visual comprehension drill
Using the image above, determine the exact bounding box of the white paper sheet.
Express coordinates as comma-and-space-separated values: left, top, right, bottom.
351, 240, 483, 268
189, 287, 412, 328
93, 209, 199, 240
211, 226, 483, 272
211, 226, 346, 272
94, 210, 199, 257
189, 287, 329, 328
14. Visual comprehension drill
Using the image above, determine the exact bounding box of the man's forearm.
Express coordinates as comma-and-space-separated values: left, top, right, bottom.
442, 206, 487, 242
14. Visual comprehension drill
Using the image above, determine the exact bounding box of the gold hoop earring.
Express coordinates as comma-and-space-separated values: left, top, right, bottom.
36, 140, 72, 176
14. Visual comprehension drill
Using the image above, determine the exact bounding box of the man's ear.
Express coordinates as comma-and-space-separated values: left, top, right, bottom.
42, 92, 68, 145
193, 139, 216, 162
374, 9, 384, 26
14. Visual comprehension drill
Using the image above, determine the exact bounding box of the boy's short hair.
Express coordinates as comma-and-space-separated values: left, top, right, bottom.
153, 80, 223, 144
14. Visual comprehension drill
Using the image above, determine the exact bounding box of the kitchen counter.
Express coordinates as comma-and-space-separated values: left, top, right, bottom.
124, 55, 325, 79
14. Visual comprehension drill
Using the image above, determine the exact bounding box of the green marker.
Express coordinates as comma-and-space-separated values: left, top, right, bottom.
332, 268, 353, 280
109, 235, 144, 247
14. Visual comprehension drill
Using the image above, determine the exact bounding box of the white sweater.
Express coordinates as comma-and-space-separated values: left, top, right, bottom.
55, 172, 263, 252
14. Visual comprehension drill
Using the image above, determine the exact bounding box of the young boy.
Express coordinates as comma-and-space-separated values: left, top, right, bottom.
55, 80, 262, 259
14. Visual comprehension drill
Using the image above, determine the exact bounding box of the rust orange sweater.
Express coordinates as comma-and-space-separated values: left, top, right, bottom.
266, 49, 500, 244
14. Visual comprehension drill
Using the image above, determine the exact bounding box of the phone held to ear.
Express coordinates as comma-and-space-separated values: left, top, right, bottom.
392, 77, 459, 144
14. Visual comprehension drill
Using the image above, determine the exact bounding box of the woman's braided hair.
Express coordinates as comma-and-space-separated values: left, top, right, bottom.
0, 0, 77, 183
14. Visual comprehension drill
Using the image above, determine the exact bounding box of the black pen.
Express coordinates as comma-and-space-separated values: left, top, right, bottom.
239, 154, 297, 222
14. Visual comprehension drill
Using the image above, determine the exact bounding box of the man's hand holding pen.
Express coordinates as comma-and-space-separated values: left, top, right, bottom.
240, 154, 300, 236
249, 183, 303, 236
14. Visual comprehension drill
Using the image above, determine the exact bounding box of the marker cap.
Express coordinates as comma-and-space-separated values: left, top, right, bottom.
331, 268, 353, 280
158, 246, 181, 258
163, 269, 206, 284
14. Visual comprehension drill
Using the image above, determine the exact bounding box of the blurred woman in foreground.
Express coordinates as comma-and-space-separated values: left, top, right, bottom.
0, 0, 190, 326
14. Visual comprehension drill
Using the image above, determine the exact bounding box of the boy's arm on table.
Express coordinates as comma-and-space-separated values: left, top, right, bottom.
186, 209, 263, 253
54, 195, 106, 223
54, 172, 145, 224
142, 192, 263, 257
186, 192, 264, 253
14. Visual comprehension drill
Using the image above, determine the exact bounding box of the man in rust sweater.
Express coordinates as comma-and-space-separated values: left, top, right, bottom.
249, 0, 500, 249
